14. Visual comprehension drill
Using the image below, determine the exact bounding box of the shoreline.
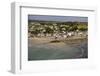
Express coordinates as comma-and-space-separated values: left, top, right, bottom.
28, 37, 87, 44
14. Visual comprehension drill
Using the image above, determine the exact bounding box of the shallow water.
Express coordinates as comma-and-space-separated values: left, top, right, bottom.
28, 39, 88, 61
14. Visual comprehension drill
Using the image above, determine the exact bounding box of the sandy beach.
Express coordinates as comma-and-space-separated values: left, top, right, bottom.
28, 37, 88, 60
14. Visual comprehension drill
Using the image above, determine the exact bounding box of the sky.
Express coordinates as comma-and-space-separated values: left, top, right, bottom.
28, 15, 88, 22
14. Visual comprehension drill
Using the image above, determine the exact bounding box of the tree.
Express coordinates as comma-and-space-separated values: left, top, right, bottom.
77, 24, 87, 31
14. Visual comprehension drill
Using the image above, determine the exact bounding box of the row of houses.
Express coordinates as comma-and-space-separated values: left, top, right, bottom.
28, 30, 87, 39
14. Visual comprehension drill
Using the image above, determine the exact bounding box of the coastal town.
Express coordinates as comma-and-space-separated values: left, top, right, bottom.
28, 21, 87, 41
